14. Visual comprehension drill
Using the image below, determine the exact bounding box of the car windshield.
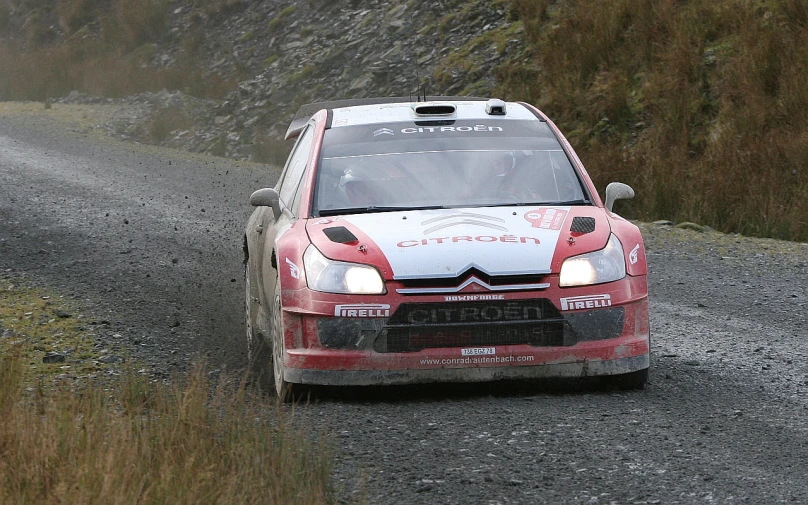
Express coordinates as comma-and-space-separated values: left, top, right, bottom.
312, 119, 588, 216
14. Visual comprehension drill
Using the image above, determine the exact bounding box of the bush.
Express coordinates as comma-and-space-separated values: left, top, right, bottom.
148, 105, 193, 142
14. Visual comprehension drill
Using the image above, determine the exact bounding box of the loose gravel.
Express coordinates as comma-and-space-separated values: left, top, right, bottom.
1, 109, 807, 504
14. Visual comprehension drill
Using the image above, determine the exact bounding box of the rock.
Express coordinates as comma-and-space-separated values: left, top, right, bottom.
43, 352, 66, 364
55, 310, 72, 318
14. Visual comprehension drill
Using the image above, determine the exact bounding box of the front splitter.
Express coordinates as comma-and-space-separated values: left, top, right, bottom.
284, 353, 649, 386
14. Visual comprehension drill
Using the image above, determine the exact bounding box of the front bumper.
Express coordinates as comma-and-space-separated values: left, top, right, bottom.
279, 291, 650, 386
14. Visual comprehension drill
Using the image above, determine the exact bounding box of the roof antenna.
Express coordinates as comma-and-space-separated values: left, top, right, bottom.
411, 49, 428, 102
415, 62, 423, 102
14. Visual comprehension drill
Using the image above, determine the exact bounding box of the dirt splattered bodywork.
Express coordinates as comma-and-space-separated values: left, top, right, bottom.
244, 97, 650, 395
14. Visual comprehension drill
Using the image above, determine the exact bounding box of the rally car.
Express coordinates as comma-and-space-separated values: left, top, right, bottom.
244, 97, 649, 398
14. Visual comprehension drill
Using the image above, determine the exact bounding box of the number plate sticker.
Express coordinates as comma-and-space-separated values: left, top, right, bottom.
461, 347, 496, 357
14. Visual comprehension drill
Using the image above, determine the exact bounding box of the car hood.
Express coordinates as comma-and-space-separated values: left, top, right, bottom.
306, 206, 611, 280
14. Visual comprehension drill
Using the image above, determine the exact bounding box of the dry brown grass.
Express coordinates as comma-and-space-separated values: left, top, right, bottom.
148, 105, 194, 142
0, 44, 237, 101
499, 0, 808, 241
0, 0, 239, 101
0, 350, 335, 505
254, 131, 294, 166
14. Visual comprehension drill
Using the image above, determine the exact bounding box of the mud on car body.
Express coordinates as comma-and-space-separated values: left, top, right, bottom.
244, 97, 649, 398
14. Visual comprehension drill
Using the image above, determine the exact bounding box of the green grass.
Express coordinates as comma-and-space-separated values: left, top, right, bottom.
0, 278, 105, 384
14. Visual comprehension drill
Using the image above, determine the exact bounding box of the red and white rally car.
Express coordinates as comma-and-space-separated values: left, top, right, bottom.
244, 97, 649, 398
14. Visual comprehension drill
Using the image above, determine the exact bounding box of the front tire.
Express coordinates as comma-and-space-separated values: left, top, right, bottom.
246, 260, 271, 387
271, 275, 294, 401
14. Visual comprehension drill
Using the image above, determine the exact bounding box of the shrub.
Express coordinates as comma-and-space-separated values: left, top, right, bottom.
148, 105, 194, 143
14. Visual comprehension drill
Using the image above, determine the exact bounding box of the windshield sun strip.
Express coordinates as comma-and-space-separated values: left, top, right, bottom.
321, 149, 566, 161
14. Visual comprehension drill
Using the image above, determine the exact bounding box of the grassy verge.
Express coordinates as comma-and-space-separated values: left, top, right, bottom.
0, 277, 111, 385
0, 277, 335, 504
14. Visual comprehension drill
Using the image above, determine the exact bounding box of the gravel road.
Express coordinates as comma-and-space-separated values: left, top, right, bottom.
2, 112, 807, 504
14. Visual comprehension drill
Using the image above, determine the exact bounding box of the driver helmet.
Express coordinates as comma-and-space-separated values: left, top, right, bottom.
339, 165, 381, 206
493, 151, 516, 175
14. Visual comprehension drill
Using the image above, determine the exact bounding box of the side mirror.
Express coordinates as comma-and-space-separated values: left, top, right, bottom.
604, 182, 635, 212
250, 188, 281, 219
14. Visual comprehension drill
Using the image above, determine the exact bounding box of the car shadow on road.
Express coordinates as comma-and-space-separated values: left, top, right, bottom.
295, 376, 637, 404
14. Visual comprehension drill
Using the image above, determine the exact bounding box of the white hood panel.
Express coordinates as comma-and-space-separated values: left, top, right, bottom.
343, 207, 569, 279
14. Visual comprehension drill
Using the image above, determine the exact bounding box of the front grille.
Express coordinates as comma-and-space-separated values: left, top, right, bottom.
374, 299, 565, 353
398, 268, 547, 289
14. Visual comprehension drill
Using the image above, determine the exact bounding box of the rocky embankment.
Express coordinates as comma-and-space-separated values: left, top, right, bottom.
57, 0, 526, 161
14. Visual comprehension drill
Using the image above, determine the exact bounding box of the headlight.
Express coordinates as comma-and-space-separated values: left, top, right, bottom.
303, 246, 386, 294
559, 234, 626, 287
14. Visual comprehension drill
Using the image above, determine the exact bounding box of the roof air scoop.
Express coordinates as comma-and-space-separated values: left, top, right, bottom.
485, 99, 507, 116
411, 102, 456, 117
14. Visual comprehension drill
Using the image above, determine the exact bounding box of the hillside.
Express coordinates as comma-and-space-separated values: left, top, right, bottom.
0, 0, 521, 162
1, 0, 807, 241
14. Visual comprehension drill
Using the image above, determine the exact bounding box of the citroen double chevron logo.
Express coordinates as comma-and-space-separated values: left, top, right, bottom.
373, 128, 395, 137
421, 212, 507, 234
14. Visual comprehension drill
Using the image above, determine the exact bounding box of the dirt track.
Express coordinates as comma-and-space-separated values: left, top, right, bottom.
2, 109, 807, 504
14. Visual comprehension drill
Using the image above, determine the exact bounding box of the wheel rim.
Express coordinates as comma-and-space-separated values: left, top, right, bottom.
272, 291, 284, 395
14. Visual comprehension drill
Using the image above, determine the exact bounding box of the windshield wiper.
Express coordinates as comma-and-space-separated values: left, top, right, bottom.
513, 199, 590, 207
473, 199, 590, 209
317, 205, 448, 216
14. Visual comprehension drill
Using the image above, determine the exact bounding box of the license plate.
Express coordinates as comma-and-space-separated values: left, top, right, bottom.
460, 347, 496, 357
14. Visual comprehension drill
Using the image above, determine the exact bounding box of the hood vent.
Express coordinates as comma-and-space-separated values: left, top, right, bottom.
570, 217, 596, 234
323, 226, 358, 244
